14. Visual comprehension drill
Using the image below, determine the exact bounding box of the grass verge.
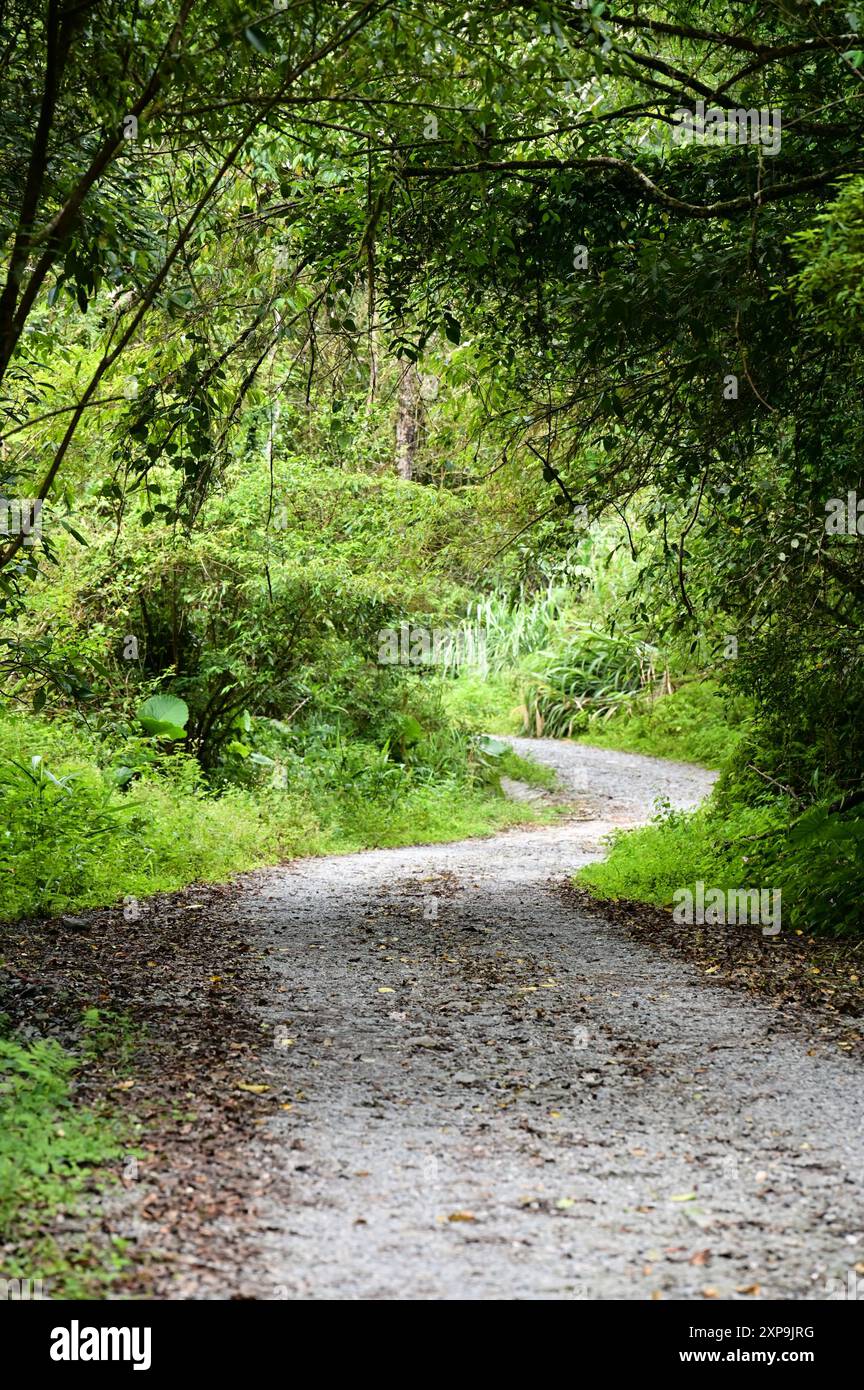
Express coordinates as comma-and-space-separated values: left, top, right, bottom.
0, 710, 560, 922
0, 1013, 135, 1298
573, 680, 746, 769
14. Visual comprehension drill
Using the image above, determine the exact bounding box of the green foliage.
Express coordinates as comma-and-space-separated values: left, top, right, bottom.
579, 801, 778, 914
460, 588, 570, 674
445, 584, 742, 766
575, 680, 747, 769
0, 702, 554, 922
3, 0, 864, 939
718, 626, 864, 805
0, 1034, 124, 1249
791, 177, 864, 340
579, 793, 864, 937
519, 624, 660, 738
494, 745, 557, 791
137, 694, 189, 742
79, 1008, 140, 1071
0, 710, 317, 920
310, 776, 554, 852
440, 670, 523, 734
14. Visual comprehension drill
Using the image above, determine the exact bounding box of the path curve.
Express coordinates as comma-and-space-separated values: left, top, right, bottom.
236, 740, 862, 1300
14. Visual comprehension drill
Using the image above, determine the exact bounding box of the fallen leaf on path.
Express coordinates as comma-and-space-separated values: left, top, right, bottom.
236, 1083, 269, 1094
736, 1284, 761, 1296
447, 1211, 476, 1223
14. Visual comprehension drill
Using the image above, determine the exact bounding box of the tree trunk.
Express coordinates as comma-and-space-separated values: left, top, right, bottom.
395, 364, 422, 480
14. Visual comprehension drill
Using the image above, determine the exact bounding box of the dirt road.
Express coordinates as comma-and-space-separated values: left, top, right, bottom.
228, 741, 863, 1300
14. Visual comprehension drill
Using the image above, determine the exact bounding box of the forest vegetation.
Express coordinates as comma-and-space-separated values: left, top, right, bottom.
2, 0, 864, 1292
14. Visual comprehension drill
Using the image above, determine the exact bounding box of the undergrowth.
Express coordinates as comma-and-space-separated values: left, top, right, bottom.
0, 1020, 131, 1297
0, 709, 557, 922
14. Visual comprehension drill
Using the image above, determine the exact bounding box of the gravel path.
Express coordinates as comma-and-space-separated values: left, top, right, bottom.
238, 740, 863, 1301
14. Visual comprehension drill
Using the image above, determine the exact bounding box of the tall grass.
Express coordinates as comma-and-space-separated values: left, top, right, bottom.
443, 549, 742, 767
458, 586, 570, 674
578, 792, 864, 935
519, 624, 662, 738
445, 584, 671, 741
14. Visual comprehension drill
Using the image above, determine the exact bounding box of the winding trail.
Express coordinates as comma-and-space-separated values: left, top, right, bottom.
237, 740, 862, 1300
